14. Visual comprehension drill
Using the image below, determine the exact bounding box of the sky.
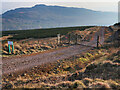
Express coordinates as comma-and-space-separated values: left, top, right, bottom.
0, 0, 119, 14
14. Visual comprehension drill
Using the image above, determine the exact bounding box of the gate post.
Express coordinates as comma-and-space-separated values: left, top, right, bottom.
68, 34, 71, 44
97, 35, 99, 49
75, 34, 78, 44
57, 34, 61, 45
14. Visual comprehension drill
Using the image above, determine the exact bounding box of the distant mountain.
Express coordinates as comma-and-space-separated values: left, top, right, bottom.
1, 4, 117, 31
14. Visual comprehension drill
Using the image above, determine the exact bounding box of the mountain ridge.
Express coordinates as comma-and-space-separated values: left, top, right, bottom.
2, 4, 117, 31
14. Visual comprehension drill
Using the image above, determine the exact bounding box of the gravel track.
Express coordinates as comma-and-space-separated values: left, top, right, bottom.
2, 27, 105, 75
2, 45, 91, 75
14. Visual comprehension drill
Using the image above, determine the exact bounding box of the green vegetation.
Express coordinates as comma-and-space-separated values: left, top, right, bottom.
2, 26, 93, 40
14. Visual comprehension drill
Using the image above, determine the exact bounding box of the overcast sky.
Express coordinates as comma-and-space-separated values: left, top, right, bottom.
0, 0, 119, 14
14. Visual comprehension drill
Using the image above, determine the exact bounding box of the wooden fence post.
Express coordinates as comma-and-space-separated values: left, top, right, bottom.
75, 34, 78, 44
57, 34, 61, 45
97, 36, 99, 49
68, 34, 71, 44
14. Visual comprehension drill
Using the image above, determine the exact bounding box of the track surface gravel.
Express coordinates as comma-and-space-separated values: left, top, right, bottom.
2, 27, 105, 75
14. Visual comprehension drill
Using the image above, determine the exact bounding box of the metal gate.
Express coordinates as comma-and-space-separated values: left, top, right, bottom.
61, 32, 82, 45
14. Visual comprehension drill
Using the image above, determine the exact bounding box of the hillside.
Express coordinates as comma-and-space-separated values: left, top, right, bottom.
2, 4, 117, 31
2, 25, 120, 89
1, 26, 93, 56
2, 26, 93, 40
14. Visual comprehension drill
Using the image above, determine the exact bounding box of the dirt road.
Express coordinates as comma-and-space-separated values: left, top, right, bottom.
2, 27, 105, 75
79, 27, 105, 47
2, 45, 91, 74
